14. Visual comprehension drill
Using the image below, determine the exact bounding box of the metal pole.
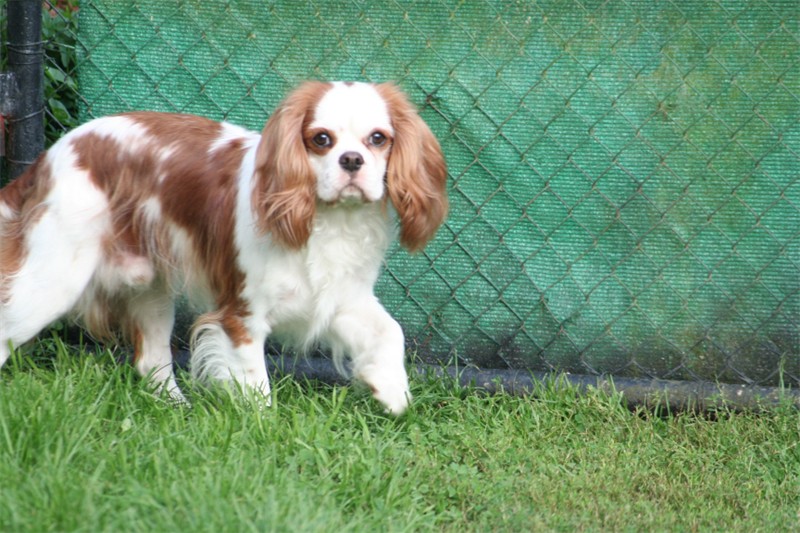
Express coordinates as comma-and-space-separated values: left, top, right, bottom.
6, 0, 43, 179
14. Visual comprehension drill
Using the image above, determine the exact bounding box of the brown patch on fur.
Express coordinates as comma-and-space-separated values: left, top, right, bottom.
253, 81, 332, 248
0, 155, 53, 302
70, 113, 253, 340
131, 326, 144, 363
139, 115, 249, 311
220, 311, 252, 346
0, 155, 49, 214
375, 83, 449, 252
193, 308, 253, 347
72, 131, 160, 262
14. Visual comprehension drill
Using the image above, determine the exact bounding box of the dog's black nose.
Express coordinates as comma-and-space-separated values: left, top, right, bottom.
339, 151, 364, 173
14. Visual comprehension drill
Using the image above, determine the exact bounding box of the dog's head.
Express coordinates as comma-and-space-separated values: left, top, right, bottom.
253, 81, 448, 251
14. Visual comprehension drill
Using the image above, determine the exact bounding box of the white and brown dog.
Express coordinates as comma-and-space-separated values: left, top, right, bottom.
0, 81, 448, 414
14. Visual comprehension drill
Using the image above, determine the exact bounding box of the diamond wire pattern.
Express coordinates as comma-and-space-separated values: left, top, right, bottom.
45, 0, 799, 386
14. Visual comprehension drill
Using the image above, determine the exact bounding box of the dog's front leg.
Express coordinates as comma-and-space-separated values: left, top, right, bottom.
327, 297, 411, 415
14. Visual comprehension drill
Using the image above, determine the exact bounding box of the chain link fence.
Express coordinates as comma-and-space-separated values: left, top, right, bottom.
5, 0, 799, 388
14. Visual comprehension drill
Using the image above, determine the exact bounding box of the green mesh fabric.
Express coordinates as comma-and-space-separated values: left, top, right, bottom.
76, 0, 799, 386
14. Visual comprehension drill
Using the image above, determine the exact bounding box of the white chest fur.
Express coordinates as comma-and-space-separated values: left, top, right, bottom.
236, 197, 395, 347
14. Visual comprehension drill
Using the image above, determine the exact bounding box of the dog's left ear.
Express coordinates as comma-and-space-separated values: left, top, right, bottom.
253, 81, 331, 249
376, 83, 448, 252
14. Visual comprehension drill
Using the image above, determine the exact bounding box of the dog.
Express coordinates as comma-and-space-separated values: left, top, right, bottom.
0, 81, 448, 415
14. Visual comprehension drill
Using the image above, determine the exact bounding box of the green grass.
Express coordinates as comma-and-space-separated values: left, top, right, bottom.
1, 340, 798, 532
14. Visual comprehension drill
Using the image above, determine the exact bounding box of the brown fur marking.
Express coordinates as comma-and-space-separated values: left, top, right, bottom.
375, 83, 449, 252
253, 81, 332, 248
69, 113, 253, 345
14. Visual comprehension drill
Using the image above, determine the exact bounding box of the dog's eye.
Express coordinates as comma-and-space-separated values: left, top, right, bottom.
369, 131, 387, 147
312, 132, 332, 148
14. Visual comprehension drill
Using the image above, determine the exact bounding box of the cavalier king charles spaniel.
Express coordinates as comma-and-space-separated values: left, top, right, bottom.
0, 81, 447, 415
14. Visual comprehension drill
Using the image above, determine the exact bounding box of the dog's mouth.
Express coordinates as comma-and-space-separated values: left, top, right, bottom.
327, 183, 371, 206
340, 184, 365, 200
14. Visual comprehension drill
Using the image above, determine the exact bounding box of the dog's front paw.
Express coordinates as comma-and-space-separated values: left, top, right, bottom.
358, 366, 412, 415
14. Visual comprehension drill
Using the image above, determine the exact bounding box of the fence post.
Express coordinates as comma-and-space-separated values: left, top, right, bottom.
3, 0, 44, 181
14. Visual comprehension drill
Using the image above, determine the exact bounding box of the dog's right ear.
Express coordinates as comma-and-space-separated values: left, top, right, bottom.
252, 81, 331, 249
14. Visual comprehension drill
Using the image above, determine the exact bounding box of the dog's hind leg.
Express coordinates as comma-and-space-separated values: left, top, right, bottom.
125, 288, 185, 403
0, 210, 105, 366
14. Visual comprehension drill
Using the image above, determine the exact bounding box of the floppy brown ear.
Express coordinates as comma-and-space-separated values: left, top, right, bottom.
252, 81, 331, 249
376, 83, 448, 252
